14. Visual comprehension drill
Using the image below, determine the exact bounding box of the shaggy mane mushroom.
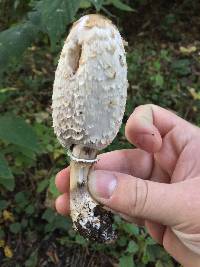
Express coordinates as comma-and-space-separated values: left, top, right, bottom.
52, 14, 128, 243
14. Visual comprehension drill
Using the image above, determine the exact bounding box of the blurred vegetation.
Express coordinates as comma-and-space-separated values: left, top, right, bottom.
0, 0, 200, 266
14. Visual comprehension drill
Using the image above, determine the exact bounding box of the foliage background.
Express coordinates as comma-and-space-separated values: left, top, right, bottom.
0, 0, 200, 266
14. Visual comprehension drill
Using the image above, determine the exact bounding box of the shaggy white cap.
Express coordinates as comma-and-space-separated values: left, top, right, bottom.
52, 14, 128, 150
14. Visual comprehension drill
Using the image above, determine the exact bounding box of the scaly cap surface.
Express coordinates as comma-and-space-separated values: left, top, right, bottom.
52, 14, 128, 150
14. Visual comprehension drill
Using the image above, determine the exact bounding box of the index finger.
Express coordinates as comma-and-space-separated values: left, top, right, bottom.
125, 104, 190, 153
55, 168, 70, 193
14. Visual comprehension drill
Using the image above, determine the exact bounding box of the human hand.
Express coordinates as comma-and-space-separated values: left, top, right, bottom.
55, 104, 200, 266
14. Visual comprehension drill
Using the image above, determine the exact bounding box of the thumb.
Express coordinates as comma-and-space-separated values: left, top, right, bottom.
88, 170, 195, 227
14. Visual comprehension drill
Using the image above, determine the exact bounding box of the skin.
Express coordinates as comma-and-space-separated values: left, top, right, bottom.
55, 104, 200, 266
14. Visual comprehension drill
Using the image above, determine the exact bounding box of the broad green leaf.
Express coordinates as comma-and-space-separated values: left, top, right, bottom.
114, 214, 122, 224
0, 200, 8, 211
0, 87, 17, 105
90, 0, 104, 10
171, 59, 191, 76
117, 236, 128, 247
14, 146, 37, 161
154, 61, 161, 71
25, 204, 35, 215
53, 214, 71, 231
110, 0, 134, 11
0, 153, 14, 191
156, 260, 174, 267
42, 208, 70, 232
154, 74, 164, 87
42, 208, 56, 223
49, 175, 60, 198
25, 249, 38, 267
143, 244, 168, 263
156, 261, 164, 267
0, 153, 13, 181
37, 179, 49, 193
15, 192, 30, 209
122, 223, 139, 236
126, 240, 139, 254
0, 21, 38, 74
0, 114, 40, 153
35, 0, 81, 47
119, 254, 135, 267
0, 178, 15, 191
146, 236, 156, 245
80, 0, 92, 8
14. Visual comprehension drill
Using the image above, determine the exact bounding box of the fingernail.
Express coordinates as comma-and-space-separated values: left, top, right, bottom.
138, 105, 154, 129
88, 171, 117, 199
139, 114, 153, 129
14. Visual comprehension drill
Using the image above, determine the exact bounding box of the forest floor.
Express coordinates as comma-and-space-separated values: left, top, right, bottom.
0, 1, 200, 266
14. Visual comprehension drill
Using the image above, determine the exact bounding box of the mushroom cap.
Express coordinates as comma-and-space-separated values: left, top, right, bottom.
52, 14, 128, 150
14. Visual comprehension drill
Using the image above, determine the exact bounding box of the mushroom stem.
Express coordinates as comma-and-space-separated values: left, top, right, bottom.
69, 145, 117, 242
70, 145, 97, 191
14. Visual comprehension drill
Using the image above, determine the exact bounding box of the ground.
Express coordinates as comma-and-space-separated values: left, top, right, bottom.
0, 0, 200, 266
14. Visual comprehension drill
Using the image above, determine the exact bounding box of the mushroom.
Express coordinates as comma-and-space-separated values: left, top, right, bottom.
52, 14, 128, 243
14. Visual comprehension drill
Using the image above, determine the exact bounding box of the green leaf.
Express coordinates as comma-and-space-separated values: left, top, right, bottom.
35, 0, 81, 47
75, 234, 88, 246
171, 59, 191, 76
53, 214, 71, 231
0, 87, 17, 105
126, 240, 139, 254
110, 0, 134, 11
42, 208, 56, 223
90, 0, 104, 10
0, 114, 40, 153
0, 0, 82, 72
119, 254, 135, 267
156, 260, 174, 267
0, 153, 13, 179
80, 0, 92, 8
156, 261, 164, 267
0, 200, 8, 212
15, 192, 29, 209
154, 74, 164, 87
0, 21, 38, 74
146, 236, 156, 245
25, 249, 38, 267
37, 179, 49, 193
49, 175, 60, 198
117, 236, 128, 247
15, 146, 37, 161
114, 214, 122, 224
42, 208, 70, 232
9, 222, 21, 234
122, 223, 139, 236
0, 152, 14, 191
143, 244, 166, 263
154, 61, 161, 71
25, 204, 35, 215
